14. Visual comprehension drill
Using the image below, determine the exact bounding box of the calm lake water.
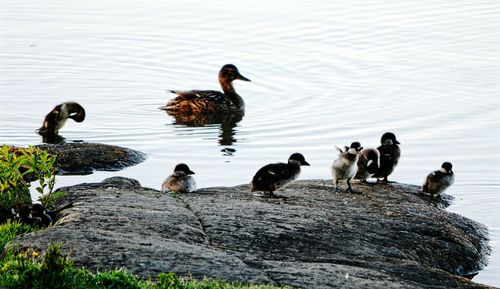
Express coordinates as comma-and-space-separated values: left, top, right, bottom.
1, 0, 499, 285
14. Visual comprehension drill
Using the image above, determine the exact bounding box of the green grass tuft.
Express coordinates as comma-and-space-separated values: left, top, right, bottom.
0, 239, 288, 289
0, 220, 38, 251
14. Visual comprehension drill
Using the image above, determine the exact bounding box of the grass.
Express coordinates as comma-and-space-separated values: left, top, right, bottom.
0, 222, 287, 289
0, 220, 38, 251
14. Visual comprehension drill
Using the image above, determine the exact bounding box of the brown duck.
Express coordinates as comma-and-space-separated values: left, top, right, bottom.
164, 64, 250, 114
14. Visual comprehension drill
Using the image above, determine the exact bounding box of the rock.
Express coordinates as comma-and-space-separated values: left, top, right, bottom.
36, 143, 146, 175
8, 178, 492, 289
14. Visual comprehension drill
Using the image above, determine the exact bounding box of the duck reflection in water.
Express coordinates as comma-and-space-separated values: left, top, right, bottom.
166, 111, 243, 154
163, 64, 251, 153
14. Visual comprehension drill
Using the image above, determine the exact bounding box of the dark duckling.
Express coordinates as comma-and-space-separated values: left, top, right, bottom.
422, 162, 455, 197
37, 102, 86, 136
373, 132, 401, 183
30, 203, 54, 227
355, 148, 380, 182
331, 142, 363, 193
161, 163, 196, 193
165, 64, 251, 114
251, 153, 310, 197
13, 203, 43, 227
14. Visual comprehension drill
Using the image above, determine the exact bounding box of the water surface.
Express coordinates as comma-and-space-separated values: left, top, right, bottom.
1, 0, 499, 285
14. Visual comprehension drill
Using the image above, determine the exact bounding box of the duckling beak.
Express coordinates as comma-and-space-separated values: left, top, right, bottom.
237, 73, 251, 82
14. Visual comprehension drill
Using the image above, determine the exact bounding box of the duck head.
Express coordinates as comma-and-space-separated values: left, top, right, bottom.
348, 142, 363, 155
381, 132, 400, 146
288, 153, 310, 167
219, 64, 251, 83
173, 163, 195, 176
440, 162, 453, 173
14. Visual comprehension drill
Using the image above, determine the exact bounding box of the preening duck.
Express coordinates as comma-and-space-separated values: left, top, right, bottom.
355, 148, 380, 182
37, 102, 85, 136
164, 64, 251, 114
251, 153, 310, 198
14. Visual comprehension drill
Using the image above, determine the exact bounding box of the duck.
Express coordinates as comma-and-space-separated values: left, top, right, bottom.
30, 203, 53, 227
422, 162, 454, 197
37, 102, 86, 136
161, 163, 196, 193
372, 132, 401, 183
331, 142, 363, 193
13, 203, 43, 227
164, 64, 251, 114
251, 153, 310, 197
354, 148, 380, 182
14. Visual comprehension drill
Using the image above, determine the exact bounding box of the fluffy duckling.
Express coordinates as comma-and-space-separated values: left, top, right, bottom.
355, 148, 380, 182
161, 163, 196, 193
251, 153, 310, 197
164, 64, 251, 114
331, 142, 363, 193
373, 132, 401, 183
422, 162, 454, 197
37, 102, 86, 136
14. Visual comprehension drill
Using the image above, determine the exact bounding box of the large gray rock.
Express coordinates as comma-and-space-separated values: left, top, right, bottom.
9, 177, 493, 289
36, 143, 146, 175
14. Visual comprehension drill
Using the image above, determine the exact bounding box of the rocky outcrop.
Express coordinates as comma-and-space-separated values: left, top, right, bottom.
9, 177, 492, 289
36, 143, 146, 175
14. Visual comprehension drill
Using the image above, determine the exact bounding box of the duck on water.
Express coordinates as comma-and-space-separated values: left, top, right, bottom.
164, 64, 251, 115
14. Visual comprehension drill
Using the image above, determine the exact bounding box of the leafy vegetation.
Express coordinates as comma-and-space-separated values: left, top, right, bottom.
0, 242, 286, 289
0, 146, 284, 289
0, 145, 61, 210
0, 220, 38, 252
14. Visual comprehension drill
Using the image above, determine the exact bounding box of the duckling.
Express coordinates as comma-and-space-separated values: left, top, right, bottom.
161, 163, 196, 193
355, 148, 380, 182
37, 102, 86, 136
164, 64, 251, 114
30, 203, 54, 227
251, 153, 310, 197
331, 142, 363, 193
422, 162, 454, 197
13, 203, 43, 227
373, 132, 401, 183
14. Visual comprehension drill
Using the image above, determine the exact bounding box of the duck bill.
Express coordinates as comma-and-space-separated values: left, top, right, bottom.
237, 73, 251, 82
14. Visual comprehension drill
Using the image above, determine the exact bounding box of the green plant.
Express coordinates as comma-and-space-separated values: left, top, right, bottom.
0, 146, 32, 209
0, 220, 38, 251
0, 242, 288, 289
0, 145, 61, 210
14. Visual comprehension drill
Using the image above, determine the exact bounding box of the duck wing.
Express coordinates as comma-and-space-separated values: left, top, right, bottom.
251, 163, 288, 191
165, 90, 236, 113
169, 90, 225, 100
423, 171, 442, 193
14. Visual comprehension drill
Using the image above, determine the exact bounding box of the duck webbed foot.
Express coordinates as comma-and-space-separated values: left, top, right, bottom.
346, 180, 362, 194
